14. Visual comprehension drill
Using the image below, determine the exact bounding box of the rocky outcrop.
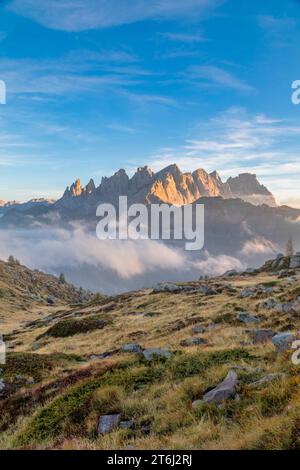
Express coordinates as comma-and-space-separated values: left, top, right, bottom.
57, 165, 277, 208
227, 173, 277, 207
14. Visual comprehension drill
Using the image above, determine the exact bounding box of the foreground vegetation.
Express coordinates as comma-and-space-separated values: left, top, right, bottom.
1, 259, 300, 449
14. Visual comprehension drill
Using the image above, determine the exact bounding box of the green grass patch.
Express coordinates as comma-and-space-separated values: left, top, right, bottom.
36, 316, 110, 339
170, 348, 254, 379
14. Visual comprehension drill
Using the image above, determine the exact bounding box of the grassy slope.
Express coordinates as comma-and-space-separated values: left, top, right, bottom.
1, 265, 300, 450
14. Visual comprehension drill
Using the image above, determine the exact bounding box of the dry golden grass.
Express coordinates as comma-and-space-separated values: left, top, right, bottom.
1, 267, 300, 450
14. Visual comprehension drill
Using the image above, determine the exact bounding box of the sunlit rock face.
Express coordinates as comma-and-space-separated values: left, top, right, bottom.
59, 165, 277, 208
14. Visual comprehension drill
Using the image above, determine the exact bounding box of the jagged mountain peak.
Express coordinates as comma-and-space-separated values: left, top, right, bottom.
227, 173, 277, 207
57, 164, 277, 209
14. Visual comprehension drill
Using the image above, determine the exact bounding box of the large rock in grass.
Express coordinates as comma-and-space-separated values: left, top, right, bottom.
143, 348, 172, 361
153, 283, 183, 293
202, 370, 238, 404
98, 414, 121, 435
272, 332, 294, 352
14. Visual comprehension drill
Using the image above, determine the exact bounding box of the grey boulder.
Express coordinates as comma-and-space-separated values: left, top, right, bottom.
143, 348, 172, 361
272, 332, 294, 352
202, 370, 238, 404
192, 325, 206, 334
98, 414, 121, 435
237, 312, 260, 324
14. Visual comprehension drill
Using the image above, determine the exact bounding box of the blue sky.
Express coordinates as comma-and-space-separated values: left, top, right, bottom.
1, 0, 300, 206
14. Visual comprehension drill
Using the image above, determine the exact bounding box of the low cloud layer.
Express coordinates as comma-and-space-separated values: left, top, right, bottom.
0, 224, 294, 293
0, 225, 249, 293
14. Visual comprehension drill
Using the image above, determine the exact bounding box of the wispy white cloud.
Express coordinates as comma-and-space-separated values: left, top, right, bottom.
159, 32, 207, 43
187, 65, 255, 92
108, 123, 137, 134
258, 15, 298, 47
142, 108, 300, 207
119, 90, 177, 107
0, 51, 143, 96
7, 0, 221, 32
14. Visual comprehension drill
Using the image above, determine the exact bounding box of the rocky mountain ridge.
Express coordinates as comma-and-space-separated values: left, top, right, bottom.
60, 164, 277, 208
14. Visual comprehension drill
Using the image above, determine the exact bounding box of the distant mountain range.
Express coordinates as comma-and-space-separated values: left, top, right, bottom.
59, 164, 277, 209
0, 163, 299, 258
0, 198, 55, 217
0, 164, 299, 293
0, 164, 277, 221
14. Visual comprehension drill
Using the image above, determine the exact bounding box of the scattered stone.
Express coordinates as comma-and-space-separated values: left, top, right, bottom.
200, 286, 218, 296
240, 287, 256, 298
143, 348, 172, 362
259, 298, 276, 310
180, 337, 208, 347
153, 283, 183, 293
121, 343, 142, 353
278, 270, 289, 279
272, 332, 294, 352
275, 302, 294, 314
141, 423, 151, 435
31, 342, 41, 351
249, 329, 275, 344
192, 325, 206, 334
248, 373, 286, 389
202, 370, 238, 404
237, 312, 260, 324
119, 419, 135, 430
98, 414, 121, 435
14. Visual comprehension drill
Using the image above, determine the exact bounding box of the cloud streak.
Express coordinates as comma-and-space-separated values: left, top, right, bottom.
187, 65, 255, 92
7, 0, 221, 32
